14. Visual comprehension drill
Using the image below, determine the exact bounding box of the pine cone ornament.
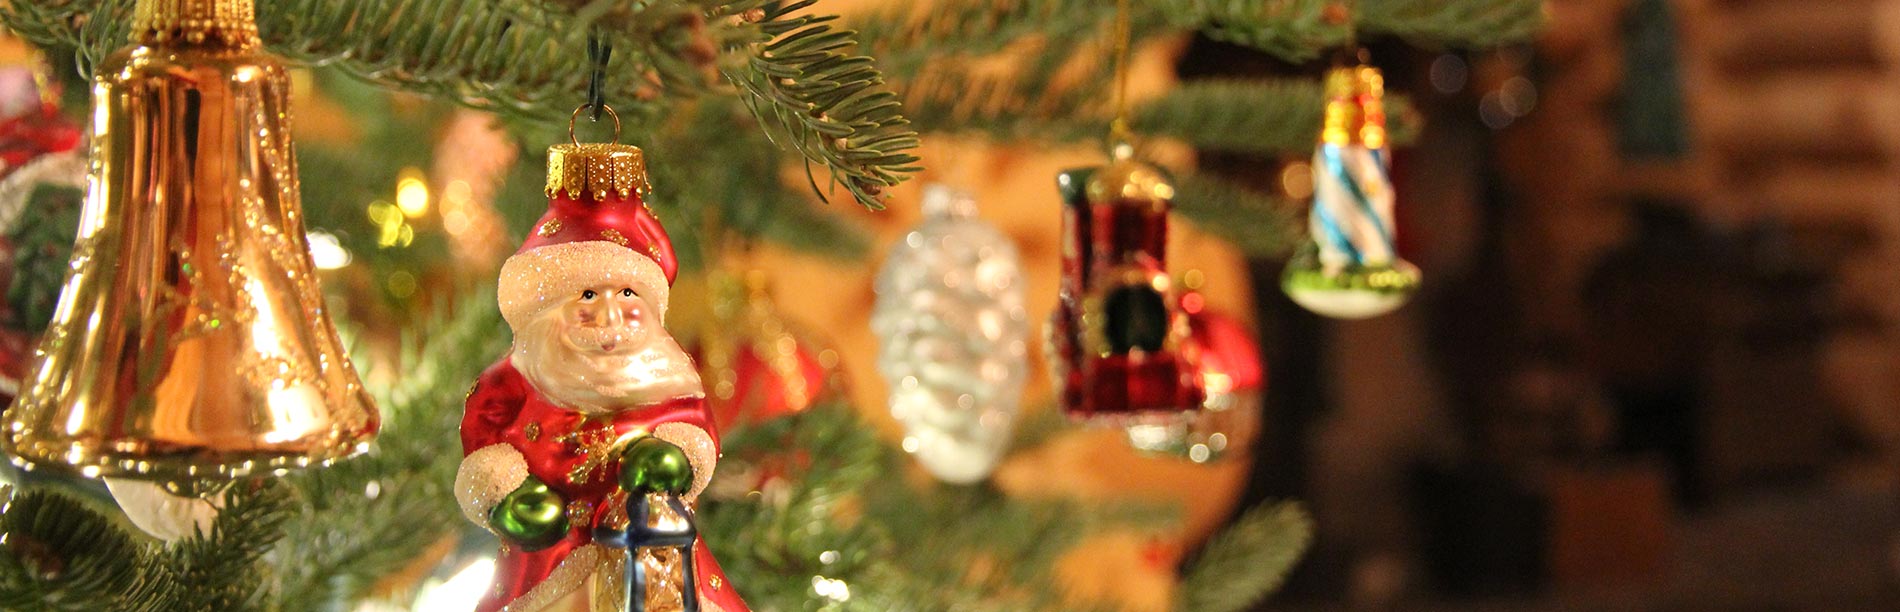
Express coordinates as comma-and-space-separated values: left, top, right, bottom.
873, 185, 1029, 484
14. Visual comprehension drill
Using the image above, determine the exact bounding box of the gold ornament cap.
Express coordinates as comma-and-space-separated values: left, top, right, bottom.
546, 143, 652, 200
1321, 64, 1388, 149
1086, 157, 1176, 213
132, 0, 261, 46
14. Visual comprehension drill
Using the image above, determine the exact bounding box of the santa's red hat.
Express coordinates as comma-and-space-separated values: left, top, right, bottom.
498, 143, 675, 329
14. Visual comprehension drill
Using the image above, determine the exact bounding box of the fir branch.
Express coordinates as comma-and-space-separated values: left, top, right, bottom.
1172, 172, 1306, 258
646, 102, 873, 261
269, 295, 509, 610
1135, 79, 1416, 155
0, 487, 148, 612
723, 0, 923, 209
704, 404, 1174, 612
1147, 0, 1349, 61
0, 0, 921, 209
1148, 0, 1541, 61
1174, 501, 1313, 612
900, 57, 1428, 157
1359, 0, 1546, 49
853, 0, 1116, 77
4, 184, 85, 332
137, 480, 294, 612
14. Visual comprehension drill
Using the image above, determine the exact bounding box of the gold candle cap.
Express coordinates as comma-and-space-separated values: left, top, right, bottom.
1320, 66, 1362, 146
546, 143, 652, 200
133, 0, 261, 46
1354, 65, 1388, 149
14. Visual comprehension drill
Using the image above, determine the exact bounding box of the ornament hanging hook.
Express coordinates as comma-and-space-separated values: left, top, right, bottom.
1324, 1, 1362, 59
569, 103, 622, 146
585, 33, 613, 122
1107, 0, 1135, 157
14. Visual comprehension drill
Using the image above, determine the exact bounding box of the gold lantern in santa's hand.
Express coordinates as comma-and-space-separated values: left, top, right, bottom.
0, 0, 378, 492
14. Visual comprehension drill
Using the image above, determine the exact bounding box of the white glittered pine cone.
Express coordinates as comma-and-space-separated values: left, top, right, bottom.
872, 185, 1029, 484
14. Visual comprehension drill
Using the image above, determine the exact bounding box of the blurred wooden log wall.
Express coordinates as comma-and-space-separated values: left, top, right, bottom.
1679, 0, 1900, 481
1502, 0, 1898, 492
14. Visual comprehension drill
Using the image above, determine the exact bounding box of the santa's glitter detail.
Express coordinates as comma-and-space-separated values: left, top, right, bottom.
456, 443, 530, 528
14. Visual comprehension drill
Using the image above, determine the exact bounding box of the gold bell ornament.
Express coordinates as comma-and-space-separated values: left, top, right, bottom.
0, 0, 378, 495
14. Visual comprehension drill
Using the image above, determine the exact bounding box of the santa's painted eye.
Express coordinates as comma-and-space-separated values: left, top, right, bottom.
620, 288, 635, 298
581, 290, 598, 301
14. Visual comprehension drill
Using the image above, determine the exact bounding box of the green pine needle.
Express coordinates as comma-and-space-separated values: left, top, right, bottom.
1174, 501, 1314, 612
138, 480, 294, 612
3, 184, 84, 332
0, 486, 149, 612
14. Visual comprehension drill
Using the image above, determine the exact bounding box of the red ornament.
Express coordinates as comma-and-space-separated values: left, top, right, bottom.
1182, 291, 1264, 396
1050, 159, 1203, 423
0, 103, 81, 170
0, 100, 84, 406
695, 271, 836, 432
1126, 287, 1267, 462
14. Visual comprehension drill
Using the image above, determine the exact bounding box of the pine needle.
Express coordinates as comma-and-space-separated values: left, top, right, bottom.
1174, 501, 1314, 612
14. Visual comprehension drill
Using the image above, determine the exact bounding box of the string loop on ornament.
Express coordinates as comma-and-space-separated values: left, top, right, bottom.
1106, 0, 1135, 152
585, 34, 613, 121
568, 102, 622, 146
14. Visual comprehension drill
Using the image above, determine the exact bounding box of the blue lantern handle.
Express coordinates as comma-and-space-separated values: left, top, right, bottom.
595, 492, 700, 612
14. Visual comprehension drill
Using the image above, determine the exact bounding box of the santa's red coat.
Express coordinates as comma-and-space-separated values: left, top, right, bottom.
462, 359, 751, 612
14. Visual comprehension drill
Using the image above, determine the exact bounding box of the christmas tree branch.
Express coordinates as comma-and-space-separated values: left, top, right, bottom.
1136, 78, 1420, 155
704, 403, 1179, 612
853, 0, 1118, 77
1149, 0, 1350, 61
1174, 501, 1314, 612
722, 0, 922, 208
0, 0, 921, 210
647, 101, 874, 261
137, 480, 293, 612
269, 294, 510, 610
0, 486, 148, 611
1359, 0, 1546, 49
1173, 172, 1307, 258
1150, 0, 1543, 61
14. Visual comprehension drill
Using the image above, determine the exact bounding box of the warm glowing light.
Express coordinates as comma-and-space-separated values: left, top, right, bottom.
443, 210, 471, 236
812, 575, 852, 602
306, 231, 352, 270
1181, 291, 1205, 314
406, 557, 495, 612
444, 179, 473, 206
387, 271, 418, 298
262, 386, 321, 443
395, 168, 430, 218
246, 278, 284, 357
1281, 162, 1315, 200
369, 201, 413, 248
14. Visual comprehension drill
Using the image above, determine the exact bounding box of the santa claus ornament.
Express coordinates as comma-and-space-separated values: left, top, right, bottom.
457, 108, 750, 612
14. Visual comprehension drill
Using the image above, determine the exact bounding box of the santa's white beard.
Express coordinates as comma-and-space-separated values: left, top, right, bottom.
511, 315, 703, 415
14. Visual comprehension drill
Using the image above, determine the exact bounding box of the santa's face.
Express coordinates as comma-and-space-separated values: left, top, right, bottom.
511, 283, 702, 414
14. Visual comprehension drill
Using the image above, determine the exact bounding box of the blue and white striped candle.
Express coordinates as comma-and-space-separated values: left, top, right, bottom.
1310, 65, 1397, 273
1283, 62, 1420, 320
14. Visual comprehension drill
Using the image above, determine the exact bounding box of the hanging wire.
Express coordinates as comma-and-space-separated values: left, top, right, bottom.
585, 33, 613, 122
1107, 0, 1135, 155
